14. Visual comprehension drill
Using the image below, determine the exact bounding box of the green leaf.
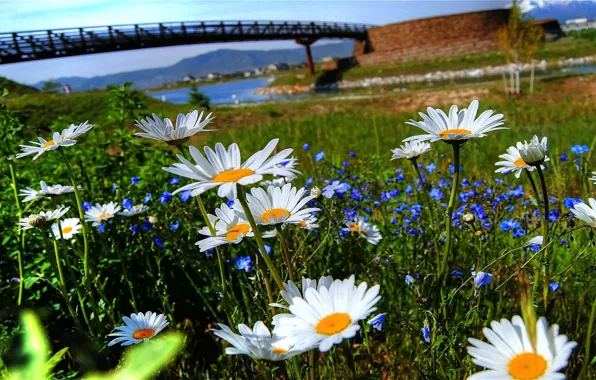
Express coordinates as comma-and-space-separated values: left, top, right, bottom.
83, 333, 184, 380
45, 347, 69, 375
9, 311, 49, 380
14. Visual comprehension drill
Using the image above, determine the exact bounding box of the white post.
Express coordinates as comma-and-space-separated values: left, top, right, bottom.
530, 61, 535, 94
502, 71, 508, 94
515, 70, 520, 95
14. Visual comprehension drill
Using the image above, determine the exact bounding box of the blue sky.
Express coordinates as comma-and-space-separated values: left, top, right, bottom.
1, 0, 512, 84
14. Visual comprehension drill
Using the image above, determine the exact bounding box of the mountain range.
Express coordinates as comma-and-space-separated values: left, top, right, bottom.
528, 0, 596, 21
32, 41, 354, 91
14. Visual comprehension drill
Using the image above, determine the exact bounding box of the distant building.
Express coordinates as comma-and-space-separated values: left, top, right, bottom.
561, 18, 596, 32
267, 63, 289, 72
254, 68, 264, 75
207, 73, 220, 80
243, 71, 252, 78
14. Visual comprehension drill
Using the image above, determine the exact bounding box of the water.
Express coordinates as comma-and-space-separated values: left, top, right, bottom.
557, 64, 596, 75
148, 77, 311, 105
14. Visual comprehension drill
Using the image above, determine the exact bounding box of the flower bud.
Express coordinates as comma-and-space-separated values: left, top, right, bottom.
310, 186, 322, 199
519, 136, 547, 166
28, 214, 48, 229
149, 215, 158, 224
463, 213, 475, 223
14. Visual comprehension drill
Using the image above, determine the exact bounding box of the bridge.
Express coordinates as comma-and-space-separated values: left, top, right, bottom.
0, 20, 371, 74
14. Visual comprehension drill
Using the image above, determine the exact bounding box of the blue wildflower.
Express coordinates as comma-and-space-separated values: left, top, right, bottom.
169, 177, 180, 185
122, 198, 133, 211
451, 269, 463, 276
349, 151, 356, 157
549, 282, 560, 292
322, 181, 350, 198
179, 190, 192, 202
160, 191, 171, 204
314, 151, 325, 162
560, 152, 567, 162
130, 225, 139, 233
131, 176, 140, 185
367, 314, 385, 331
234, 256, 253, 272
112, 184, 118, 192
405, 275, 414, 286
499, 219, 520, 232
98, 224, 105, 233
421, 325, 431, 343
303, 143, 310, 151
425, 162, 437, 174
170, 220, 180, 231
142, 220, 154, 231
82, 202, 92, 211
154, 238, 165, 248
306, 177, 314, 186
513, 229, 526, 237
571, 144, 589, 154
143, 193, 152, 204
474, 272, 493, 286
563, 198, 584, 209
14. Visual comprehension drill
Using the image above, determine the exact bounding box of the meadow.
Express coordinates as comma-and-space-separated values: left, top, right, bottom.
1, 68, 596, 380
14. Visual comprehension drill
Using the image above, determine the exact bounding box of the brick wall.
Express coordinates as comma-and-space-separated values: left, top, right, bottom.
354, 10, 510, 66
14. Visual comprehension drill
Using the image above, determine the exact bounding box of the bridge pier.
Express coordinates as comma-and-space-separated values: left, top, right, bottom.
295, 38, 318, 76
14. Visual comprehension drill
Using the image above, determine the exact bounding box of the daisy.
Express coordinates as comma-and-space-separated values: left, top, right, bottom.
17, 206, 70, 230
260, 177, 292, 188
51, 218, 82, 239
196, 202, 254, 252
342, 217, 382, 245
569, 198, 596, 228
16, 121, 94, 160
270, 276, 335, 310
272, 276, 381, 352
297, 215, 319, 230
212, 321, 307, 361
84, 202, 121, 226
19, 181, 82, 202
404, 100, 505, 143
107, 311, 169, 347
590, 172, 596, 185
495, 142, 549, 178
390, 141, 432, 160
117, 204, 149, 217
467, 315, 576, 379
162, 138, 298, 199
233, 184, 319, 226
518, 136, 548, 166
134, 110, 215, 146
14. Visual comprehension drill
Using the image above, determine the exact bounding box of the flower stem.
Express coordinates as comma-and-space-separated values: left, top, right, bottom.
8, 160, 24, 305
536, 166, 550, 309
525, 169, 541, 205
275, 225, 294, 282
111, 225, 138, 310
580, 296, 596, 379
236, 189, 285, 291
411, 157, 439, 266
439, 143, 461, 279
341, 339, 357, 379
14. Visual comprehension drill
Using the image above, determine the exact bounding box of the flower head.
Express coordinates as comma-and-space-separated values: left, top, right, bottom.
270, 276, 335, 310
134, 110, 215, 145
18, 206, 70, 230
108, 311, 168, 347
367, 314, 386, 331
569, 198, 596, 228
117, 204, 149, 217
163, 139, 298, 200
391, 141, 432, 160
84, 202, 121, 226
495, 143, 549, 178
19, 181, 82, 202
51, 218, 82, 239
342, 217, 382, 245
518, 136, 548, 167
16, 121, 93, 160
467, 315, 576, 380
404, 100, 505, 143
196, 202, 253, 251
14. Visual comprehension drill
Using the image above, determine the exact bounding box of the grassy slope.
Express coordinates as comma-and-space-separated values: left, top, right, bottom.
0, 76, 39, 95
269, 37, 596, 87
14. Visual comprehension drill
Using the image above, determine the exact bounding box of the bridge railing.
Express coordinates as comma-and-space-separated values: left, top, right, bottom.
0, 21, 372, 64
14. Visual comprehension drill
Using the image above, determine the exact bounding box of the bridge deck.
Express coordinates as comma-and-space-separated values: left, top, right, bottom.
0, 21, 371, 64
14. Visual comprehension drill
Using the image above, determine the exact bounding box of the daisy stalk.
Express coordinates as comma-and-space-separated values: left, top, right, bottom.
8, 159, 25, 305
275, 225, 294, 282
439, 142, 462, 281
536, 166, 550, 307
409, 157, 439, 266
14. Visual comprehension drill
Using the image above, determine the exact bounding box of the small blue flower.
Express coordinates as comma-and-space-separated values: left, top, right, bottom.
560, 152, 568, 162
549, 282, 560, 292
513, 229, 526, 238
500, 219, 520, 232
169, 177, 181, 185
425, 162, 437, 174
170, 220, 180, 231
429, 188, 444, 201
143, 193, 153, 204
142, 220, 154, 231
130, 225, 139, 233
160, 191, 171, 204
97, 224, 105, 233
154, 238, 165, 248
259, 244, 272, 256
342, 161, 349, 167
451, 269, 463, 276
122, 198, 133, 211
233, 256, 253, 272
367, 314, 385, 331
226, 199, 235, 207
474, 272, 493, 287
405, 275, 414, 286
349, 151, 356, 157
563, 198, 584, 209
112, 184, 118, 192
306, 177, 314, 186
571, 144, 589, 154
131, 176, 140, 185
82, 202, 92, 211
421, 325, 431, 343
314, 151, 325, 162
303, 143, 310, 151
179, 190, 192, 202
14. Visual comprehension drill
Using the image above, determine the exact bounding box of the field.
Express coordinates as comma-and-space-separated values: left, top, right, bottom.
1, 59, 596, 379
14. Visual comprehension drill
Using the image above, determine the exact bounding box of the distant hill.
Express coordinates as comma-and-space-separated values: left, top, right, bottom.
33, 41, 354, 92
0, 76, 39, 95
528, 0, 596, 22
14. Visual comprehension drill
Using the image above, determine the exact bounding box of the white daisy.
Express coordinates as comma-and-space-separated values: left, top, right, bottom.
260, 176, 292, 188
84, 202, 121, 226
212, 321, 307, 361
390, 141, 432, 160
233, 183, 319, 226
270, 276, 335, 310
342, 217, 382, 245
569, 198, 596, 228
162, 138, 298, 200
16, 121, 94, 160
17, 206, 70, 230
19, 181, 82, 202
404, 100, 505, 143
495, 143, 549, 178
590, 172, 596, 185
467, 315, 576, 380
51, 218, 82, 239
134, 110, 215, 145
297, 215, 319, 230
107, 311, 169, 347
518, 136, 548, 166
272, 276, 381, 352
117, 204, 149, 217
196, 202, 253, 252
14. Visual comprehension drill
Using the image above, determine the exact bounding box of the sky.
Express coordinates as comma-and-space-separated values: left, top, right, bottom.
0, 0, 515, 84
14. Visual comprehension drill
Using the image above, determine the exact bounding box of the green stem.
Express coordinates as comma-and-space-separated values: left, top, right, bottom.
341, 339, 356, 379
276, 225, 294, 282
536, 166, 550, 309
8, 160, 24, 305
236, 189, 285, 291
580, 297, 596, 379
111, 226, 138, 310
525, 169, 541, 206
411, 157, 439, 267
439, 143, 462, 279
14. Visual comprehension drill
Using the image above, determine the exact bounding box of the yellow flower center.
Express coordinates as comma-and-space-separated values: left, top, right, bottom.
438, 128, 472, 139
43, 140, 56, 148
349, 225, 360, 232
226, 223, 250, 241
132, 328, 155, 340
298, 221, 307, 227
273, 347, 288, 354
261, 208, 290, 222
508, 352, 547, 380
98, 212, 110, 219
514, 157, 527, 167
315, 313, 352, 335
62, 227, 73, 234
213, 168, 255, 183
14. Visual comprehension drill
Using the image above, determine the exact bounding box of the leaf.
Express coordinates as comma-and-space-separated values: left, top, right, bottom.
9, 311, 49, 380
45, 347, 69, 375
83, 333, 184, 380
